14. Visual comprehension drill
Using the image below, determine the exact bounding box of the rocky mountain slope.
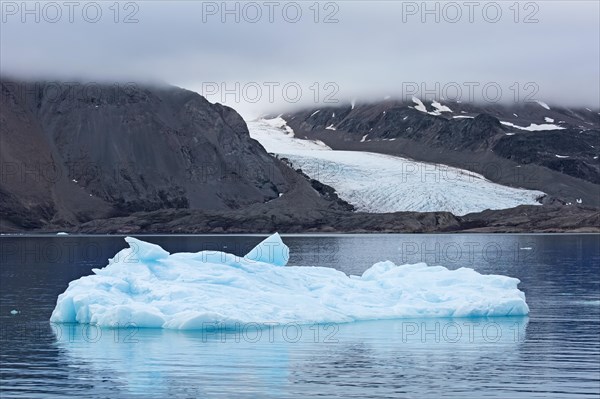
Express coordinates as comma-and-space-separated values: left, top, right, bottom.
0, 79, 345, 230
280, 99, 599, 207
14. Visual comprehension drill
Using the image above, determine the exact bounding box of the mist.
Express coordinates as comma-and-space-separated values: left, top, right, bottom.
1, 1, 598, 118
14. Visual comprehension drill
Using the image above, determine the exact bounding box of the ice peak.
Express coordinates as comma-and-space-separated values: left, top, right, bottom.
244, 233, 289, 266
124, 236, 170, 262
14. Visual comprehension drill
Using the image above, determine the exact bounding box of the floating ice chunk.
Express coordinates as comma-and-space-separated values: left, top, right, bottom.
50, 235, 529, 329
10, 310, 19, 315
243, 233, 289, 266
56, 232, 69, 236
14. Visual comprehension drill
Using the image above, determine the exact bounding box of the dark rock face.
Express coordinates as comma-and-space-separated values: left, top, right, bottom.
281, 99, 600, 206
39, 204, 599, 234
0, 79, 340, 230
492, 129, 599, 184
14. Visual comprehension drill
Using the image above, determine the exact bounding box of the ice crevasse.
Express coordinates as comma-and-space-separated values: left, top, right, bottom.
50, 234, 529, 329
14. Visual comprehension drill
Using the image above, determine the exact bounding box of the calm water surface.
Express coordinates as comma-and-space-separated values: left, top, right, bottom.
1, 234, 599, 398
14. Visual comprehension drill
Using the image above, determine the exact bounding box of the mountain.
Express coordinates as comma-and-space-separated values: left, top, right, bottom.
1, 80, 598, 233
279, 99, 600, 207
0, 79, 346, 230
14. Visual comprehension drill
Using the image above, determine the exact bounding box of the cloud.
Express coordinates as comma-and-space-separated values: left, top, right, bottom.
1, 1, 598, 118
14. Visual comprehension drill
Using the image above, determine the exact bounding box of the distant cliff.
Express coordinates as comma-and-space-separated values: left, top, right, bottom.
0, 79, 344, 230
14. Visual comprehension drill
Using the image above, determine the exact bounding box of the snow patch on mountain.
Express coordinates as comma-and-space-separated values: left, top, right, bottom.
535, 100, 551, 110
412, 97, 427, 113
500, 121, 565, 131
431, 101, 452, 114
412, 98, 453, 116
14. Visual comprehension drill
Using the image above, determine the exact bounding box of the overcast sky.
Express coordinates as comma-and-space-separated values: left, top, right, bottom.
1, 1, 599, 118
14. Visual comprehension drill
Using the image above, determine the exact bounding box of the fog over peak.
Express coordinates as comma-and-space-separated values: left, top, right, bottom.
1, 1, 598, 118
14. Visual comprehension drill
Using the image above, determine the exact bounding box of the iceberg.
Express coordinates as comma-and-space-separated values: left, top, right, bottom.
50, 234, 529, 329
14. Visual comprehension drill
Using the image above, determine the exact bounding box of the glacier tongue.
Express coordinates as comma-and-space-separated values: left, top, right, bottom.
247, 118, 546, 216
50, 234, 529, 329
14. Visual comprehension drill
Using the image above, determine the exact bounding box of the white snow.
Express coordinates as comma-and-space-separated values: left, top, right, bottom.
248, 119, 330, 151
505, 133, 516, 136
555, 154, 569, 158
50, 234, 530, 329
513, 113, 519, 117
72, 179, 78, 183
453, 115, 474, 119
412, 97, 427, 113
326, 124, 336, 131
56, 232, 69, 236
501, 121, 565, 131
544, 117, 554, 123
249, 119, 545, 216
576, 198, 583, 204
431, 101, 452, 114
360, 134, 368, 142
310, 110, 320, 117
535, 100, 550, 110
262, 116, 294, 135
412, 97, 453, 116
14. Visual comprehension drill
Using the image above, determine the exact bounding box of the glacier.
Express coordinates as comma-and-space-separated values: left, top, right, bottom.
248, 118, 545, 216
50, 234, 529, 329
